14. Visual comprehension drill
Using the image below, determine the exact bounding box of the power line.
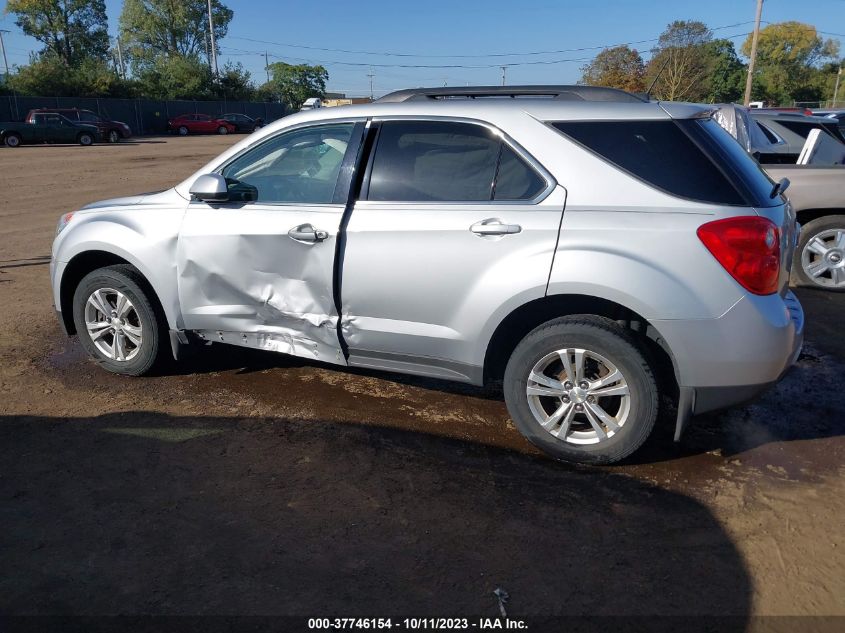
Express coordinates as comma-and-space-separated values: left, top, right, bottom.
226, 21, 756, 60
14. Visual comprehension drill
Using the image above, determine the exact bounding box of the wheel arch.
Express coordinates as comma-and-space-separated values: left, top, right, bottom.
59, 250, 169, 336
482, 294, 679, 402
795, 208, 845, 226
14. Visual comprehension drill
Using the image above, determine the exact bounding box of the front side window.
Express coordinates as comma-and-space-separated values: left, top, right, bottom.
221, 122, 355, 204
79, 111, 101, 122
367, 120, 546, 202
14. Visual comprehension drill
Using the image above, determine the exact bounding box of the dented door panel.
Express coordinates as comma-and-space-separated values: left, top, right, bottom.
176, 203, 346, 365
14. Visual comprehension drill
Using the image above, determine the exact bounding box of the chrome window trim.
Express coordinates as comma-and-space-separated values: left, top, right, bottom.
364, 114, 557, 206
197, 118, 367, 209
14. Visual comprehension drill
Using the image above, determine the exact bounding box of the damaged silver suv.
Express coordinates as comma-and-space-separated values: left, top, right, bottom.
51, 86, 804, 464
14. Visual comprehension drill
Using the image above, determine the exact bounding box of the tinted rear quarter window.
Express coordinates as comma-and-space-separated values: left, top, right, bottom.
551, 119, 776, 207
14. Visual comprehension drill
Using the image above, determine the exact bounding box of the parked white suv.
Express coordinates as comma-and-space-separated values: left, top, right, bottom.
50, 86, 804, 464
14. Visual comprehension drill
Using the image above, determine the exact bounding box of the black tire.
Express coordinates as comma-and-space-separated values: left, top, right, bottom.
72, 265, 164, 376
4, 133, 22, 148
217, 125, 229, 135
178, 126, 189, 136
78, 132, 94, 146
108, 129, 120, 143
792, 215, 845, 291
503, 315, 658, 465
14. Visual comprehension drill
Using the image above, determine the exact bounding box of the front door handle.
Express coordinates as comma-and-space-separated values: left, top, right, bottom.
470, 218, 522, 236
288, 223, 328, 243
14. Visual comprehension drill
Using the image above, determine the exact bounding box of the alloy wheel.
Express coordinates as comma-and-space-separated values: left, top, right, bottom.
84, 288, 143, 362
801, 228, 845, 288
526, 348, 631, 445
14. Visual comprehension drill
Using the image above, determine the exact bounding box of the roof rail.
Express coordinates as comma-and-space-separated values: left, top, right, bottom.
376, 85, 647, 104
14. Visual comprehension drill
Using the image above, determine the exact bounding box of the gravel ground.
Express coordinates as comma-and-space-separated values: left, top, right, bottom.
0, 137, 843, 625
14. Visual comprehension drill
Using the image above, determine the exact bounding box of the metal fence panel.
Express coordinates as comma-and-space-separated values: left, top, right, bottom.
3, 96, 288, 134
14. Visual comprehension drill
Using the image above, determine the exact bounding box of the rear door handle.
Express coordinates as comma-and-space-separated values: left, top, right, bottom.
470, 218, 522, 236
288, 223, 328, 243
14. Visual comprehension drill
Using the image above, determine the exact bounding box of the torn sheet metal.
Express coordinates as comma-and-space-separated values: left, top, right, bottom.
175, 204, 346, 365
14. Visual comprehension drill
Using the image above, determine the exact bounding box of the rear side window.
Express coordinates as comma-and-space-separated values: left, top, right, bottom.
551, 120, 752, 206
366, 121, 546, 202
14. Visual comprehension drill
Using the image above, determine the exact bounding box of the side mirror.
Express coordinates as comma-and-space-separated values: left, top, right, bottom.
189, 173, 229, 202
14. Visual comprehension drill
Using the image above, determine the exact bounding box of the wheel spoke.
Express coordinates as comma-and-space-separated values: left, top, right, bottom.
551, 405, 577, 439
586, 402, 620, 432
558, 350, 575, 383
590, 383, 630, 398
115, 293, 130, 318
807, 237, 830, 257
528, 370, 565, 392
572, 349, 585, 383
832, 266, 845, 287
88, 290, 111, 316
527, 385, 567, 397
122, 326, 142, 347
540, 402, 571, 430
807, 260, 831, 278
87, 322, 112, 341
834, 230, 845, 251
582, 405, 608, 441
114, 332, 126, 361
591, 368, 621, 390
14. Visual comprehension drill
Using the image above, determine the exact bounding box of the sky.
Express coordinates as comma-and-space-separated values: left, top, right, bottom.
0, 0, 843, 97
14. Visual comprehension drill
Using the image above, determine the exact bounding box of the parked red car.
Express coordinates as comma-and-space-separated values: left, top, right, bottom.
168, 114, 236, 136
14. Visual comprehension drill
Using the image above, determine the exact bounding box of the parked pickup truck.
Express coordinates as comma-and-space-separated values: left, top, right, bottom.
1, 112, 101, 147
26, 108, 132, 143
714, 104, 845, 291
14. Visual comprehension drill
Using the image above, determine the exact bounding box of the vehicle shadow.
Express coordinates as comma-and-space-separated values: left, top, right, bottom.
0, 411, 752, 622
160, 340, 845, 465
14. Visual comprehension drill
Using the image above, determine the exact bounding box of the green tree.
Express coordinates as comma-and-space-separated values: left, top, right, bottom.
134, 53, 213, 99
5, 0, 110, 65
703, 39, 746, 103
646, 20, 712, 101
119, 0, 232, 70
579, 45, 645, 92
8, 54, 132, 96
262, 62, 327, 109
742, 21, 839, 105
214, 62, 255, 100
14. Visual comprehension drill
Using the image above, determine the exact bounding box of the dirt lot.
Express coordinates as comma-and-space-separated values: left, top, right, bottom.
1, 137, 843, 626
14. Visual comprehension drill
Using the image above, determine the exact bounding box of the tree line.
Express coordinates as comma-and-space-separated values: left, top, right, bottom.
580, 20, 842, 105
0, 0, 328, 109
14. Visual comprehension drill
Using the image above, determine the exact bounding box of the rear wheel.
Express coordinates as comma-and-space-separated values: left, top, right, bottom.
4, 133, 22, 147
217, 125, 229, 135
78, 132, 94, 146
72, 265, 163, 376
504, 316, 658, 465
178, 126, 189, 136
794, 215, 845, 291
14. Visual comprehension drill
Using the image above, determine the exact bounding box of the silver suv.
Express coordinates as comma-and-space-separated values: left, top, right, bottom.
50, 86, 804, 464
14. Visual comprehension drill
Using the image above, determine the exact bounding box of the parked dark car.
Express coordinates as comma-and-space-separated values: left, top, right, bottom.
26, 108, 131, 143
1, 113, 101, 147
220, 113, 264, 132
168, 114, 236, 136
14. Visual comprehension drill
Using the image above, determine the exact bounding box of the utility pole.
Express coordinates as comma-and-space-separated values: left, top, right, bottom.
115, 37, 125, 80
264, 51, 270, 83
833, 66, 843, 107
367, 70, 375, 100
0, 30, 10, 81
500, 65, 507, 86
206, 0, 218, 78
743, 0, 764, 106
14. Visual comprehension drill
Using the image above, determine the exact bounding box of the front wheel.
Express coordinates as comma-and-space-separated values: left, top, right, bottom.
5, 133, 22, 147
78, 133, 94, 146
108, 130, 120, 143
72, 265, 163, 376
178, 126, 189, 136
794, 215, 845, 291
504, 316, 658, 465
217, 125, 229, 135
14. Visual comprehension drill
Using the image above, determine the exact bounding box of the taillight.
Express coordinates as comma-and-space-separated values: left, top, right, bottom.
697, 216, 780, 295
